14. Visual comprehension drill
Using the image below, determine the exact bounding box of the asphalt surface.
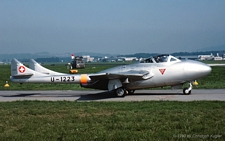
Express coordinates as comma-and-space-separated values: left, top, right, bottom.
208, 64, 225, 66
0, 89, 225, 102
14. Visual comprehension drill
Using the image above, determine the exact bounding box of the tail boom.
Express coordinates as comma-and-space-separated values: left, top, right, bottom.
10, 74, 90, 84
10, 59, 90, 84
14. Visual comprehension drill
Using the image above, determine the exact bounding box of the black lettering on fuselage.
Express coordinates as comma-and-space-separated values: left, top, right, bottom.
51, 77, 54, 82
51, 76, 75, 82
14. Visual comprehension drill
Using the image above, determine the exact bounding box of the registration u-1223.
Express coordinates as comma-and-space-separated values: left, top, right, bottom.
10, 54, 211, 97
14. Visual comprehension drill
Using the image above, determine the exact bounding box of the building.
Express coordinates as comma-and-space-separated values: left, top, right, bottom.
198, 53, 225, 61
198, 54, 214, 60
82, 55, 95, 62
118, 57, 138, 62
213, 53, 223, 61
214, 57, 223, 60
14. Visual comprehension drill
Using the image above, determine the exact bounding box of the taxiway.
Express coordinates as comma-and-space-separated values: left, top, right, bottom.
0, 89, 225, 102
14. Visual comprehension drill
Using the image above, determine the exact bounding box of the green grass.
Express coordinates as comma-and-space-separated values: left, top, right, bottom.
0, 101, 224, 140
201, 60, 225, 64
1, 63, 225, 140
1, 63, 225, 90
197, 66, 225, 88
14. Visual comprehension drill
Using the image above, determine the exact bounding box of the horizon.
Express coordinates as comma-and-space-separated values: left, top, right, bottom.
1, 49, 225, 55
1, 49, 225, 57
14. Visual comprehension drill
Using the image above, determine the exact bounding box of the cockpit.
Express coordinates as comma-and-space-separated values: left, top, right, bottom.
140, 54, 181, 63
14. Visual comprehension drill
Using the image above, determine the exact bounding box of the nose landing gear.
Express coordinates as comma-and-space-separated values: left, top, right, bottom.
183, 82, 192, 95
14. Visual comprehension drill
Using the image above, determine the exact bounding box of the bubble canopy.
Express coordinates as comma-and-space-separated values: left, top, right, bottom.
140, 54, 181, 63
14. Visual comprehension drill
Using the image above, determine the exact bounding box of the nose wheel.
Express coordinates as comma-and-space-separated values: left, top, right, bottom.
183, 82, 192, 95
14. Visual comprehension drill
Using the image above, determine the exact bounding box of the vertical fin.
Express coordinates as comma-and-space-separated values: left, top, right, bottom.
11, 59, 34, 77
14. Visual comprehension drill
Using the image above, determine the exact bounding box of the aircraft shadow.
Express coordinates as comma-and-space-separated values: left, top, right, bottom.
3, 93, 41, 97
78, 91, 182, 101
130, 93, 182, 96
78, 91, 116, 100
1, 91, 183, 100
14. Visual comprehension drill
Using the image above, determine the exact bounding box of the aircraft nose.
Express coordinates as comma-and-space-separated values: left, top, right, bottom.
184, 61, 212, 79
197, 63, 212, 76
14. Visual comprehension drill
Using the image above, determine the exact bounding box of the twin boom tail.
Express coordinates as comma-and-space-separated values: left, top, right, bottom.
10, 58, 90, 84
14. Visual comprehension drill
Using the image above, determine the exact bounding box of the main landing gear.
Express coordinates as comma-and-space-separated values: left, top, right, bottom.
115, 88, 126, 97
114, 87, 135, 97
183, 82, 192, 95
115, 82, 194, 96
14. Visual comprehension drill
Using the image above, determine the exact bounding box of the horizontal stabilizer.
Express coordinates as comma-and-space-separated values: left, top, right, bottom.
12, 73, 33, 78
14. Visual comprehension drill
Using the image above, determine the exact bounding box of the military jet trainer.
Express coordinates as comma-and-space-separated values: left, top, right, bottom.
10, 54, 211, 97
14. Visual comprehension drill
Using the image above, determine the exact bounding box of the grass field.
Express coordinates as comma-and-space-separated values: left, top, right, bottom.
0, 63, 225, 140
0, 101, 224, 140
1, 62, 225, 90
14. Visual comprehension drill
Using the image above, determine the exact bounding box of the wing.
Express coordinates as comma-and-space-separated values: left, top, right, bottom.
89, 70, 154, 81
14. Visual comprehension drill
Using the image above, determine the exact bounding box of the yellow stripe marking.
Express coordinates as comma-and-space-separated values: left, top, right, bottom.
80, 74, 88, 84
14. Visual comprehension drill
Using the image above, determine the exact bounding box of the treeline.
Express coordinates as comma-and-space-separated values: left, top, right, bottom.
119, 50, 225, 58
117, 53, 159, 58
36, 57, 60, 63
2, 50, 225, 63
172, 50, 225, 56
15, 57, 71, 63
35, 57, 72, 63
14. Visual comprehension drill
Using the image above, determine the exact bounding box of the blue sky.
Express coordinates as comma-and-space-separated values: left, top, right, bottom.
1, 0, 225, 54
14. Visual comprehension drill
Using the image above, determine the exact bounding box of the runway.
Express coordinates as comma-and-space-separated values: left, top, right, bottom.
0, 89, 225, 102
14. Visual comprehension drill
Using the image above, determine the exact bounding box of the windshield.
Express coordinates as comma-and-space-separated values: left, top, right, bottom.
141, 54, 180, 63
154, 54, 169, 63
140, 58, 154, 63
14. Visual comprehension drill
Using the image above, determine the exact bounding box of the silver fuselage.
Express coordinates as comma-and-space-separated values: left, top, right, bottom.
10, 55, 212, 91
91, 60, 211, 90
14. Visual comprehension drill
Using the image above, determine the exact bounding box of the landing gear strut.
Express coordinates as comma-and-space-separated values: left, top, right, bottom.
127, 90, 135, 95
183, 82, 192, 95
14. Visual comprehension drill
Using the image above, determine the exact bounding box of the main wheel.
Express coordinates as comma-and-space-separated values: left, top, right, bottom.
183, 88, 191, 95
115, 88, 126, 97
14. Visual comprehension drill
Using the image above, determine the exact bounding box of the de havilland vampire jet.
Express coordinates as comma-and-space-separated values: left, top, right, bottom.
10, 54, 211, 97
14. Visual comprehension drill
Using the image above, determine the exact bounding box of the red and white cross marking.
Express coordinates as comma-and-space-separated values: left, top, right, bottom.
18, 66, 26, 73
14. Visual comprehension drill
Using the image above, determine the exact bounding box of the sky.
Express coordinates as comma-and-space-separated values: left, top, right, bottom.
1, 0, 225, 55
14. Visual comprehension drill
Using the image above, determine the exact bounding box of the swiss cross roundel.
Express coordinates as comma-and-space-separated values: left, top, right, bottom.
18, 66, 26, 73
